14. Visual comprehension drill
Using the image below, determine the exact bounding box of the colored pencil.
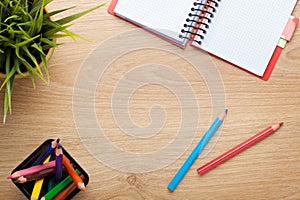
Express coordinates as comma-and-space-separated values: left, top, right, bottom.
53, 174, 85, 200
7, 161, 56, 179
30, 156, 51, 200
32, 138, 60, 166
55, 144, 63, 182
167, 109, 228, 192
40, 169, 81, 200
47, 176, 56, 192
197, 122, 284, 175
62, 155, 86, 192
47, 154, 57, 191
14, 167, 56, 184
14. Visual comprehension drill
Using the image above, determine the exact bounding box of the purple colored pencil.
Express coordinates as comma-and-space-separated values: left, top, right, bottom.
55, 144, 63, 182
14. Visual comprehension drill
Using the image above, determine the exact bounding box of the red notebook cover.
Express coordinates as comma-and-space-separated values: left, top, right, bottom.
108, 0, 297, 81
108, 0, 118, 15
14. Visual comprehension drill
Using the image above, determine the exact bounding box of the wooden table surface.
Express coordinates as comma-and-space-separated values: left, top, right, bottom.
1, 1, 300, 199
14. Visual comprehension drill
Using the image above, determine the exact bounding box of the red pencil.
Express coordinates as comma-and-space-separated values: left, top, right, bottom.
53, 174, 85, 200
197, 122, 284, 175
7, 161, 56, 179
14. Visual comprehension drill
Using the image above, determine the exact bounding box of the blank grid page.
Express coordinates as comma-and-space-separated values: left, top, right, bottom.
114, 0, 195, 45
194, 0, 297, 76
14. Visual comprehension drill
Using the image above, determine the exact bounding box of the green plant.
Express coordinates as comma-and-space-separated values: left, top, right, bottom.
0, 0, 104, 123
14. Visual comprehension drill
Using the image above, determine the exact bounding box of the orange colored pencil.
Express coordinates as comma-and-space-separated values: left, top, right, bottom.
53, 174, 85, 200
62, 155, 86, 192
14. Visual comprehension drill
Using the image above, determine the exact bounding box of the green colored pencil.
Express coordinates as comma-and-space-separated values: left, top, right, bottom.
40, 169, 80, 200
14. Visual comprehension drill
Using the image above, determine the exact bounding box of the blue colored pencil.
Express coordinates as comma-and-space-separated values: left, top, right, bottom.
32, 139, 60, 166
55, 144, 63, 183
168, 109, 228, 191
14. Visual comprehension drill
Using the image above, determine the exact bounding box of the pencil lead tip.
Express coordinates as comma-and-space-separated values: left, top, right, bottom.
224, 109, 228, 114
78, 182, 86, 192
279, 122, 284, 126
7, 175, 12, 179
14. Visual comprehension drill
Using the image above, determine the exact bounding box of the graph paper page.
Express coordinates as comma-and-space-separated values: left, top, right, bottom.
193, 0, 297, 76
114, 0, 198, 45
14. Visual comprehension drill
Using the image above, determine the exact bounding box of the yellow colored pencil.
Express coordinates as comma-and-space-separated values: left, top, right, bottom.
31, 155, 51, 200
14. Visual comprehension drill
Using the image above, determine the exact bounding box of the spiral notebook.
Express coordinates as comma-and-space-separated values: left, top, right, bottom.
108, 0, 298, 79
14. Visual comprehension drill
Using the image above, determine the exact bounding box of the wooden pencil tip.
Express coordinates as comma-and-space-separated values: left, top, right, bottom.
78, 182, 86, 192
279, 122, 284, 126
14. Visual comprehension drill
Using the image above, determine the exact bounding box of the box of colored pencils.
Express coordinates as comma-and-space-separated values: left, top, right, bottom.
8, 139, 89, 200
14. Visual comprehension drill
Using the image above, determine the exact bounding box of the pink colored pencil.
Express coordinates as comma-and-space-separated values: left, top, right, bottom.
14, 167, 56, 184
197, 122, 284, 175
7, 161, 56, 179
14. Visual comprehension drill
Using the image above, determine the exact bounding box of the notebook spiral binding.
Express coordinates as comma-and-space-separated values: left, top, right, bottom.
179, 0, 221, 45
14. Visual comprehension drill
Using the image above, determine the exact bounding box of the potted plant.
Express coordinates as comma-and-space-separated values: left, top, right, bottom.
0, 0, 104, 123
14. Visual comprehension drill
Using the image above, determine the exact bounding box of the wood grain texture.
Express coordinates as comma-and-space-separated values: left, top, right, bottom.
1, 1, 300, 199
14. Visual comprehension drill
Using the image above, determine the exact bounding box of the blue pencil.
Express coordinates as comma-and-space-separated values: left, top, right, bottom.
32, 139, 60, 166
168, 109, 228, 191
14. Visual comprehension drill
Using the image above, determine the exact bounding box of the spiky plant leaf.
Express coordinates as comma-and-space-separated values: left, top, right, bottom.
43, 6, 77, 19
0, 0, 105, 123
55, 3, 105, 25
